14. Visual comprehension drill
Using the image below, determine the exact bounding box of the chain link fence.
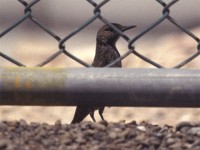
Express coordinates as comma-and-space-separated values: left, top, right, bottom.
0, 0, 200, 107
0, 0, 199, 68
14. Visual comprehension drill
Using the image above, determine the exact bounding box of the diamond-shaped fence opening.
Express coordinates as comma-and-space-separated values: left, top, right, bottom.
0, 0, 200, 107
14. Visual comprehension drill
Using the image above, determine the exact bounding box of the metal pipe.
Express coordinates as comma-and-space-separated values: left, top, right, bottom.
0, 67, 200, 107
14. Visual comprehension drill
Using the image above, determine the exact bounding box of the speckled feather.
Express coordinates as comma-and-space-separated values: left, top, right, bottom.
92, 44, 122, 67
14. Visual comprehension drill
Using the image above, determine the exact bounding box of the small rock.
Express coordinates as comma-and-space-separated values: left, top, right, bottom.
108, 131, 117, 139
75, 131, 86, 144
135, 133, 146, 141
0, 122, 7, 130
30, 122, 40, 128
148, 136, 161, 146
60, 135, 73, 145
118, 128, 131, 137
188, 127, 200, 136
7, 120, 19, 127
85, 129, 95, 135
169, 142, 183, 149
55, 120, 62, 126
126, 121, 137, 126
166, 138, 176, 145
92, 122, 106, 131
0, 139, 8, 149
113, 127, 122, 132
137, 126, 146, 131
19, 119, 27, 127
75, 136, 86, 144
176, 122, 193, 131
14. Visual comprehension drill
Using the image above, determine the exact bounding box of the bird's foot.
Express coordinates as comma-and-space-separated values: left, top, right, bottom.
90, 112, 96, 122
99, 107, 105, 121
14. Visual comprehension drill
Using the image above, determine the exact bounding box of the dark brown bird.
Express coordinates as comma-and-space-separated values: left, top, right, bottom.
71, 23, 136, 124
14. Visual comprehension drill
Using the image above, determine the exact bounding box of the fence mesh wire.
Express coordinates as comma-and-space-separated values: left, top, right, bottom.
0, 0, 200, 68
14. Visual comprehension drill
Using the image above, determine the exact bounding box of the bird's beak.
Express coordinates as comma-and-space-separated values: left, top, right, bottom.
121, 25, 136, 32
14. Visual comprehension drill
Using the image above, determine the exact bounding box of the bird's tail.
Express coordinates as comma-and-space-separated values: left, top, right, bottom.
70, 106, 90, 124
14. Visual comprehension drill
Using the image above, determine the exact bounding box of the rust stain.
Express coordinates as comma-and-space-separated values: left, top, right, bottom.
25, 79, 31, 90
25, 79, 31, 103
15, 76, 21, 89
14, 76, 21, 102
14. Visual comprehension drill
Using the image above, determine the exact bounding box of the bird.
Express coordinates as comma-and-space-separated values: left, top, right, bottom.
71, 23, 136, 124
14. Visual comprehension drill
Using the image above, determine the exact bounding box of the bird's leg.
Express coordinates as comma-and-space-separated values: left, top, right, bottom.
99, 107, 105, 121
90, 111, 96, 122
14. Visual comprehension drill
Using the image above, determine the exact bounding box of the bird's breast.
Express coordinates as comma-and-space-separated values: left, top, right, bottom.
92, 45, 122, 67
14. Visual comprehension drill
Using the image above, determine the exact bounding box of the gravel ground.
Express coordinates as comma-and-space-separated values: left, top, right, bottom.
1, 120, 200, 150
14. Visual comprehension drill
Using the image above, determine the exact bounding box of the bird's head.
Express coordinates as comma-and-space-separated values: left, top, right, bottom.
96, 23, 136, 45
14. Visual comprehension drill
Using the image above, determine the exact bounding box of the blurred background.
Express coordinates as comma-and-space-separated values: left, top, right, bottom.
0, 0, 200, 126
